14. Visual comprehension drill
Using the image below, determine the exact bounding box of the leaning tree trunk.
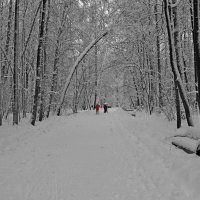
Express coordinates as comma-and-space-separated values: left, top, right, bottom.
164, 0, 194, 127
56, 31, 108, 116
31, 0, 47, 125
13, 0, 20, 125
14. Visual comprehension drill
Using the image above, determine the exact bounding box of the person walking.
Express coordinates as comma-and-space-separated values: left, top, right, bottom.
103, 103, 108, 113
95, 103, 101, 114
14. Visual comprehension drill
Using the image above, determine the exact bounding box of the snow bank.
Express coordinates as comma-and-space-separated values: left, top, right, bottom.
174, 127, 200, 140
172, 136, 199, 153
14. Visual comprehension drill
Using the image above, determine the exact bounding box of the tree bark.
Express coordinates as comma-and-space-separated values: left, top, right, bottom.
13, 0, 20, 125
21, 0, 28, 118
0, 0, 3, 126
56, 31, 108, 116
3, 0, 13, 83
46, 2, 66, 118
164, 0, 194, 127
172, 1, 182, 128
155, 0, 162, 107
39, 0, 49, 122
31, 0, 47, 125
93, 1, 98, 109
192, 0, 200, 110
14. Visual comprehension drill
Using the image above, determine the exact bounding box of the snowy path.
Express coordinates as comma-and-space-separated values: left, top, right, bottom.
0, 109, 197, 199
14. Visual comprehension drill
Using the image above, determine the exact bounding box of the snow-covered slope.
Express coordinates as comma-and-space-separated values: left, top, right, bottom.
0, 108, 200, 199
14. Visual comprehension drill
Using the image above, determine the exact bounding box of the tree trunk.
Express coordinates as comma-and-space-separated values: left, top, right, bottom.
40, 0, 50, 120
56, 31, 108, 116
39, 0, 49, 122
175, 81, 181, 128
13, 0, 20, 125
132, 72, 140, 107
46, 2, 66, 118
0, 53, 2, 125
3, 0, 12, 83
182, 32, 190, 93
0, 71, 2, 126
21, 1, 28, 118
172, 0, 182, 128
31, 0, 47, 125
155, 0, 162, 107
93, 43, 98, 109
192, 0, 200, 110
164, 0, 194, 127
0, 0, 3, 126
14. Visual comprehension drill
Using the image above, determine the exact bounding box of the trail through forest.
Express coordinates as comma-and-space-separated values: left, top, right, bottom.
0, 109, 200, 199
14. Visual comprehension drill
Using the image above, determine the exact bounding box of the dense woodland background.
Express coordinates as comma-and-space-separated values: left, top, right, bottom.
0, 0, 199, 127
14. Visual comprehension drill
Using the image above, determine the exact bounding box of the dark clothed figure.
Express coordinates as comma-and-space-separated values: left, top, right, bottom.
103, 104, 108, 113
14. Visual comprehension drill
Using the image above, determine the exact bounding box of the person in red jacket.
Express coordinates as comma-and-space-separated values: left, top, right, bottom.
95, 103, 101, 114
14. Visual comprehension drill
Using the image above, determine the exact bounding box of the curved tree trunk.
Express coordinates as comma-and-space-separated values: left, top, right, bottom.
56, 31, 108, 116
164, 0, 194, 127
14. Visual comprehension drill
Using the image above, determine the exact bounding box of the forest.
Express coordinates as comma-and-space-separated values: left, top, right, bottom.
0, 0, 200, 127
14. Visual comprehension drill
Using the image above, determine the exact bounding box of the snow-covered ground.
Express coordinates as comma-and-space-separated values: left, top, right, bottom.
0, 108, 200, 200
